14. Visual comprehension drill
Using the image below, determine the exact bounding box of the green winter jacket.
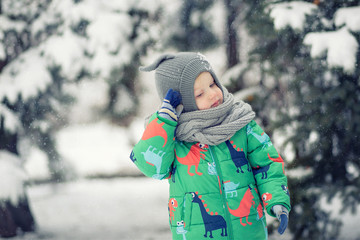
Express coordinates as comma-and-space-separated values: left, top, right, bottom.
130, 112, 291, 240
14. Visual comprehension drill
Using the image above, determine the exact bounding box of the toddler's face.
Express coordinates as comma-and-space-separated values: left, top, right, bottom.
194, 72, 223, 110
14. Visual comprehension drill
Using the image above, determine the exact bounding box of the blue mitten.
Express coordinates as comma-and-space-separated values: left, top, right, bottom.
272, 205, 289, 235
158, 89, 182, 121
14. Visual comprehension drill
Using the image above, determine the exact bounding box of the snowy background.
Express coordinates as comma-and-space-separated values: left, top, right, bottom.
1, 0, 360, 239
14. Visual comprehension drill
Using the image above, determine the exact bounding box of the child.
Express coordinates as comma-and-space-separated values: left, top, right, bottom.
130, 52, 290, 240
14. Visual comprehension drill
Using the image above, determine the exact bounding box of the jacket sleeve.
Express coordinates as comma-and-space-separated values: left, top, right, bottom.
246, 120, 291, 217
130, 112, 177, 180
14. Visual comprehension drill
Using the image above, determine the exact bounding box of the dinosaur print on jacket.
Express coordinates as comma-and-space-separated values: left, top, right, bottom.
252, 165, 270, 179
261, 192, 272, 207
175, 143, 207, 176
207, 162, 223, 194
141, 117, 168, 147
129, 151, 136, 163
247, 125, 273, 149
207, 162, 217, 175
227, 186, 256, 226
256, 203, 264, 220
168, 198, 178, 224
176, 221, 188, 239
141, 145, 166, 179
267, 153, 285, 174
282, 185, 290, 196
223, 181, 240, 198
170, 166, 177, 183
191, 192, 227, 238
253, 188, 265, 220
225, 140, 251, 173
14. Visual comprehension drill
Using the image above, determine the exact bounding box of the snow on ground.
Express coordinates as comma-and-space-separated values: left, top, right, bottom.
15, 173, 359, 240
9, 177, 297, 240
12, 178, 171, 240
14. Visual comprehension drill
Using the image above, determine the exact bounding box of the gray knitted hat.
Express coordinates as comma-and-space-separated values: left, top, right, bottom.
139, 52, 223, 112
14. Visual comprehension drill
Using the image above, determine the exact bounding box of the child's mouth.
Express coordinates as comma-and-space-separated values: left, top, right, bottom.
211, 100, 220, 108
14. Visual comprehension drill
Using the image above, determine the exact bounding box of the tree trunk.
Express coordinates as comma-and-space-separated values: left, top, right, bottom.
0, 149, 36, 238
0, 204, 17, 238
224, 0, 241, 68
0, 196, 36, 238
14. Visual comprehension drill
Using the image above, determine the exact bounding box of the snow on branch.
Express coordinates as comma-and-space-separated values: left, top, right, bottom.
303, 27, 358, 74
0, 48, 52, 104
267, 1, 318, 31
335, 6, 360, 32
0, 105, 21, 133
40, 30, 87, 80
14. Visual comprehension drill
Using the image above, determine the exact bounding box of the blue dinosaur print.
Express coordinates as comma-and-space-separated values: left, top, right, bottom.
225, 140, 251, 173
246, 125, 273, 149
282, 185, 290, 196
252, 165, 270, 179
141, 145, 166, 179
129, 151, 136, 162
192, 192, 227, 238
223, 181, 239, 198
171, 165, 177, 183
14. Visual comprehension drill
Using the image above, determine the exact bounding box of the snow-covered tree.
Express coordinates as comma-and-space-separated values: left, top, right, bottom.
237, 0, 360, 239
0, 0, 162, 237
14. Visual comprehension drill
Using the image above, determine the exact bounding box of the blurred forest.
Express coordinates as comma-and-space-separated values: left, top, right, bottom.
0, 0, 359, 239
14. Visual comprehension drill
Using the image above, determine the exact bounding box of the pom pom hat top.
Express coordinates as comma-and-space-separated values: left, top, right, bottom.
139, 52, 224, 112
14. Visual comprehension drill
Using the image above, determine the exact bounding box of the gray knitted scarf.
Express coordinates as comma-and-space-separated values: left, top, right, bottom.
176, 88, 255, 145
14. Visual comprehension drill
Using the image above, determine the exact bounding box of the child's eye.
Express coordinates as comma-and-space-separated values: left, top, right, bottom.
196, 93, 203, 98
210, 82, 216, 87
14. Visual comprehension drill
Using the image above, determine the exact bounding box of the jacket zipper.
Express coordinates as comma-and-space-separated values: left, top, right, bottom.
209, 146, 234, 240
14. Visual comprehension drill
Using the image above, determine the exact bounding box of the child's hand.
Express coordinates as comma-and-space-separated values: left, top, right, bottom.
158, 89, 182, 121
164, 88, 182, 108
272, 205, 289, 235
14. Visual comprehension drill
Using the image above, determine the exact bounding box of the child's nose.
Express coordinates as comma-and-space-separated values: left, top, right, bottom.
209, 89, 217, 99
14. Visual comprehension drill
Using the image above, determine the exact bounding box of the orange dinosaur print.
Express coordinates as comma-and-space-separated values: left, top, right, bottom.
168, 198, 178, 224
227, 187, 256, 226
261, 192, 272, 207
267, 153, 285, 173
256, 203, 264, 219
141, 118, 168, 147
254, 188, 264, 220
175, 143, 207, 176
